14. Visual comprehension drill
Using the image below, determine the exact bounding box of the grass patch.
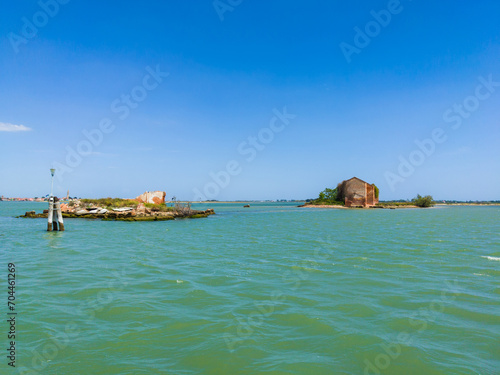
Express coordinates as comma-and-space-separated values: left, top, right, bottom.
80, 198, 139, 208
144, 203, 174, 212
376, 201, 415, 207
308, 200, 344, 206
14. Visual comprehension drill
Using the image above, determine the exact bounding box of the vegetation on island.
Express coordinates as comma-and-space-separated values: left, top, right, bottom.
411, 194, 435, 208
377, 194, 435, 208
80, 197, 183, 212
309, 187, 344, 206
80, 197, 139, 208
144, 202, 175, 212
375, 201, 415, 207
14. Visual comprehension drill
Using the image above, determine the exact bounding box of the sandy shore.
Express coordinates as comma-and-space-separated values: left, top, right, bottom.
300, 204, 348, 209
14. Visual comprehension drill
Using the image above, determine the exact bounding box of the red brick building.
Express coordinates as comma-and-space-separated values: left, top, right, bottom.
338, 177, 379, 208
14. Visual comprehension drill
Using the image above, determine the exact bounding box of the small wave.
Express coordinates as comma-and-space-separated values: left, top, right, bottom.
481, 256, 500, 261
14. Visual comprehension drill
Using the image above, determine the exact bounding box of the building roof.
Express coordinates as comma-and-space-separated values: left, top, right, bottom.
345, 177, 369, 184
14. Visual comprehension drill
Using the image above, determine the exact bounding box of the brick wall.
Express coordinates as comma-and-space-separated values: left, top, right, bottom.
342, 178, 379, 207
366, 184, 374, 206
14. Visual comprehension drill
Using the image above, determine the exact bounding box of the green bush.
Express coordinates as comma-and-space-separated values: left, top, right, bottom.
144, 203, 173, 212
376, 201, 414, 207
311, 187, 344, 206
80, 198, 139, 208
318, 188, 337, 201
412, 194, 435, 208
373, 184, 379, 199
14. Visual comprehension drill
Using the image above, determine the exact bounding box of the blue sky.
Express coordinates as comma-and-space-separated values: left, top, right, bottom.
1, 0, 499, 200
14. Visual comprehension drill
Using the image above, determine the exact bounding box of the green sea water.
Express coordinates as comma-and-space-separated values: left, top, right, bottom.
1, 202, 499, 375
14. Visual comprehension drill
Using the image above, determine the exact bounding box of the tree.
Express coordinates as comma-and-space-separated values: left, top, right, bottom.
412, 194, 435, 208
316, 187, 343, 205
372, 184, 379, 199
318, 188, 336, 201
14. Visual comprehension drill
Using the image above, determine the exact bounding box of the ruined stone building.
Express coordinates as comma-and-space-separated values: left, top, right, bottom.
338, 177, 379, 207
135, 191, 166, 204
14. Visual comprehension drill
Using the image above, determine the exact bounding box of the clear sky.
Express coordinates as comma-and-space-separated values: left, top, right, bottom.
1, 0, 499, 201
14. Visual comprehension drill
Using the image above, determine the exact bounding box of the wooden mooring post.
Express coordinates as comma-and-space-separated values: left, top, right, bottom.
47, 197, 64, 232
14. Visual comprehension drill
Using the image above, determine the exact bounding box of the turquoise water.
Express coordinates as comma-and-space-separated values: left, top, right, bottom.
1, 202, 499, 374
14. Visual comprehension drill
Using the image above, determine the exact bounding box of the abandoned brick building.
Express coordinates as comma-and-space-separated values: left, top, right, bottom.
338, 177, 379, 207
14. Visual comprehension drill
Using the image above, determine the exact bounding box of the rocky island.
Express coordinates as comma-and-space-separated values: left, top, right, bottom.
20, 191, 215, 221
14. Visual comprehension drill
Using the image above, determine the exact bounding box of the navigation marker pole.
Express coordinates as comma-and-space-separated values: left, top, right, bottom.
47, 169, 65, 231
56, 200, 64, 231
47, 197, 54, 231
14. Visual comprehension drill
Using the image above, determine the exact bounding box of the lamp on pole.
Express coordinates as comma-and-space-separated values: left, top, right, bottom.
50, 168, 55, 197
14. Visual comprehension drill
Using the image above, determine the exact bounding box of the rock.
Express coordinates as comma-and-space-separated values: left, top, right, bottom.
136, 203, 146, 214
158, 211, 174, 218
43, 209, 49, 214
76, 209, 89, 215
60, 203, 73, 213
135, 191, 166, 204
112, 207, 134, 212
88, 209, 99, 214
98, 209, 108, 214
25, 211, 36, 217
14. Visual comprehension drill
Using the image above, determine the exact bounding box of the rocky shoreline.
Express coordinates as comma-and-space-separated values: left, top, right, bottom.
19, 202, 215, 221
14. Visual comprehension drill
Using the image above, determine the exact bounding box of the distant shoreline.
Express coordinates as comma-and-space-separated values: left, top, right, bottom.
435, 203, 500, 206
300, 204, 419, 209
300, 203, 500, 209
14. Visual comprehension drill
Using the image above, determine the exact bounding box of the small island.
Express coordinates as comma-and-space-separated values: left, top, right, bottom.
20, 191, 215, 221
301, 177, 435, 209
